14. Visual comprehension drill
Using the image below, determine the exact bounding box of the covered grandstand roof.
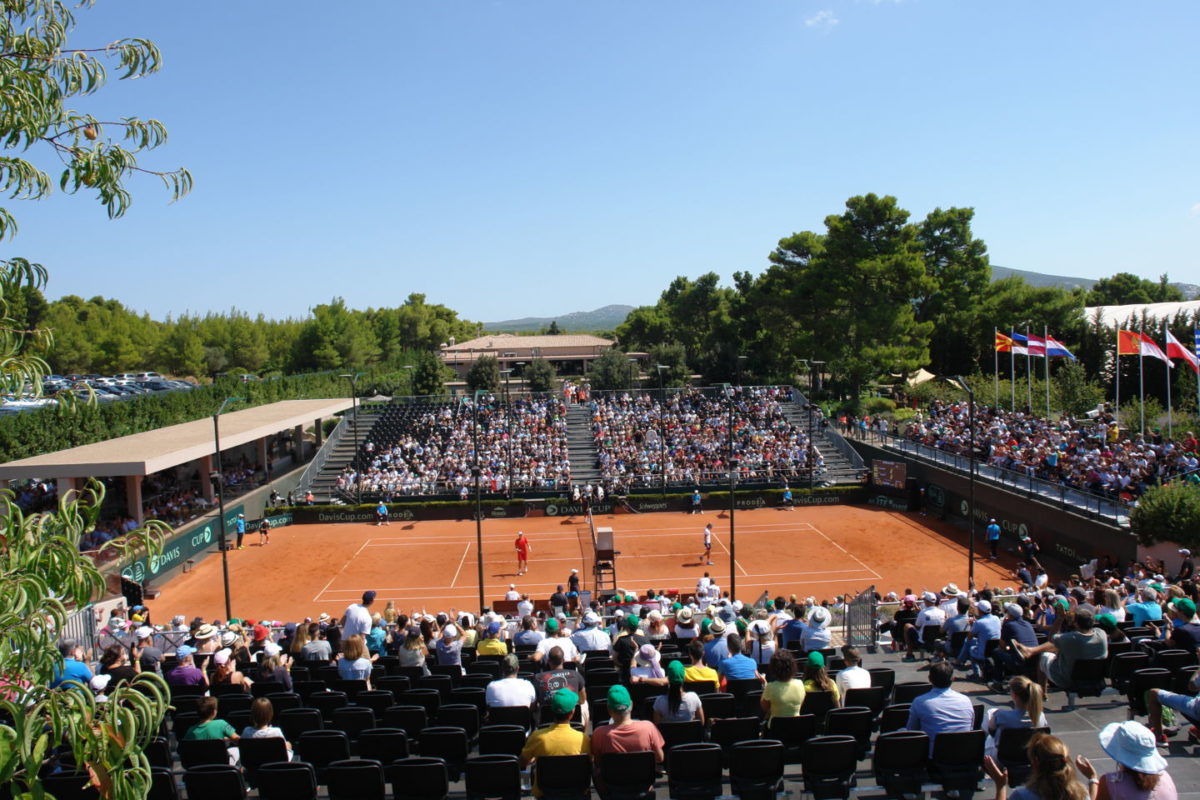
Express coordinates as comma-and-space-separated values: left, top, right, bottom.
442, 333, 613, 352
1085, 299, 1200, 327
0, 398, 353, 480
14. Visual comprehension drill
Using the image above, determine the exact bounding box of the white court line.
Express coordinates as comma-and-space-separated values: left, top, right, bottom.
708, 531, 748, 576
310, 538, 374, 602
449, 542, 472, 587
807, 523, 882, 580
316, 568, 874, 595
358, 521, 809, 540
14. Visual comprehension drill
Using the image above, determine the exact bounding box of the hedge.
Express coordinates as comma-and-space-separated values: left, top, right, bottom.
0, 369, 411, 463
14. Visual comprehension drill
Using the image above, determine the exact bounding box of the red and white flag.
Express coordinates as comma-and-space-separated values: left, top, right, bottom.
1118, 329, 1172, 365
1166, 328, 1200, 374
1026, 334, 1047, 357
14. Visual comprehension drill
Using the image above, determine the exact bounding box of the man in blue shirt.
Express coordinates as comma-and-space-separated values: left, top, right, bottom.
702, 620, 729, 667
906, 661, 974, 754
1126, 587, 1164, 626
986, 518, 1001, 560
50, 639, 94, 690
716, 635, 760, 682
235, 513, 246, 549
376, 501, 389, 526
956, 601, 1001, 679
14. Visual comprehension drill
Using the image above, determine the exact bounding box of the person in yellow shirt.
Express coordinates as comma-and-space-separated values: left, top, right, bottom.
476, 621, 509, 656
802, 651, 840, 705
682, 638, 719, 692
520, 688, 590, 797
760, 650, 806, 723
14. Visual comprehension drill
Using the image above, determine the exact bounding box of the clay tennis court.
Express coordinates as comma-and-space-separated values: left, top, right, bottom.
144, 505, 1014, 623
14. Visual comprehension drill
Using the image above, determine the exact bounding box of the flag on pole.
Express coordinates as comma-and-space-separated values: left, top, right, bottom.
995, 331, 1017, 352
1044, 335, 1077, 359
1165, 329, 1200, 374
1026, 334, 1047, 357
1118, 329, 1172, 365
1009, 331, 1029, 356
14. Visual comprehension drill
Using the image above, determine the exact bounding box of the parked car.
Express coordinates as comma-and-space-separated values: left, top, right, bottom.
133, 372, 163, 382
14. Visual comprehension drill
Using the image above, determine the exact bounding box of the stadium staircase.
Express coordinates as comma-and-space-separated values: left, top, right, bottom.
565, 403, 603, 486
306, 406, 383, 502
780, 397, 865, 485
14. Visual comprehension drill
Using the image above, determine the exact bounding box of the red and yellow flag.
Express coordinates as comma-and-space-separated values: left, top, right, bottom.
995, 331, 1016, 352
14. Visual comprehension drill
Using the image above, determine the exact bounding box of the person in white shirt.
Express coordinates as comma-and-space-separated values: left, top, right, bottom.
835, 645, 872, 698
485, 654, 536, 708
341, 590, 376, 638
904, 592, 946, 661
696, 573, 712, 601
571, 611, 612, 655
938, 583, 963, 619
505, 584, 521, 601
533, 618, 579, 663
517, 594, 534, 618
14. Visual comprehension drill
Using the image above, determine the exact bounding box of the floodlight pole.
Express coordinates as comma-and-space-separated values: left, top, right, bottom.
468, 390, 487, 614
500, 368, 513, 497
212, 396, 240, 620
339, 373, 362, 504
942, 375, 977, 585
657, 365, 668, 493
724, 382, 737, 601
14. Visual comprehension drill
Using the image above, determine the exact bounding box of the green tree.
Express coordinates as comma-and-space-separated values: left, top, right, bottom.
546, 320, 561, 335
466, 355, 500, 393
589, 348, 636, 391
412, 350, 449, 397
1086, 272, 1184, 306
913, 207, 991, 375
1131, 483, 1200, 549
1052, 360, 1105, 417
648, 343, 690, 387
524, 358, 557, 393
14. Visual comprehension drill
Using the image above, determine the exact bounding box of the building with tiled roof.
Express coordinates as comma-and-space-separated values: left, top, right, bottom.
438, 333, 615, 378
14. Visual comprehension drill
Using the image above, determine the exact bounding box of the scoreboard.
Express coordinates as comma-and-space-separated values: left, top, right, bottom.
872, 460, 907, 491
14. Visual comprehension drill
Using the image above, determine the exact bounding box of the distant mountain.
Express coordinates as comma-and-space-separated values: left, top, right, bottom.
991, 265, 1199, 299
483, 304, 635, 333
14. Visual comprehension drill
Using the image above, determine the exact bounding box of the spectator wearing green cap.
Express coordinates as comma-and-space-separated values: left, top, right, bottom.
1149, 597, 1200, 656
591, 684, 664, 795
760, 650, 806, 724
802, 650, 840, 705
612, 613, 648, 683
533, 617, 580, 664
653, 660, 704, 723
520, 687, 589, 797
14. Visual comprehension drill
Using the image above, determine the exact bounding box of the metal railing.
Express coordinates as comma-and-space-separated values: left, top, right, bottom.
844, 585, 878, 651
790, 389, 866, 473
873, 433, 1129, 526
295, 409, 353, 497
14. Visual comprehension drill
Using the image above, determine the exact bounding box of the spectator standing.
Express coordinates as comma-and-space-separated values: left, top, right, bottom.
905, 661, 973, 753
342, 590, 376, 638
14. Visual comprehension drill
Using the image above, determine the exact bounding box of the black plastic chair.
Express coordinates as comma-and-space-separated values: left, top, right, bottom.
868, 667, 896, 697
698, 692, 736, 719
450, 686, 488, 714
182, 765, 246, 800
376, 675, 412, 696
708, 716, 761, 757
825, 707, 873, 757
891, 682, 929, 705
486, 705, 535, 731
658, 719, 705, 757
589, 697, 610, 728
599, 750, 658, 800
384, 705, 429, 740
928, 729, 986, 794
535, 754, 592, 800
172, 712, 198, 742
1175, 664, 1200, 695
1063, 658, 1108, 709
178, 738, 231, 769
255, 761, 317, 800
435, 703, 481, 740
843, 686, 887, 720
292, 679, 328, 700
238, 736, 290, 785
996, 726, 1050, 786
764, 714, 816, 763
278, 707, 323, 742
401, 688, 443, 718
309, 689, 350, 722
1128, 668, 1172, 717
251, 681, 287, 698
327, 758, 386, 800
465, 754, 522, 800
144, 736, 172, 769
331, 706, 378, 741
1109, 652, 1150, 694
356, 689, 397, 720
427, 666, 462, 687
417, 726, 470, 780
879, 703, 911, 734
872, 731, 929, 799
332, 678, 369, 700
1153, 649, 1196, 673
801, 735, 858, 800
210, 682, 248, 698
417, 674, 455, 700
147, 767, 180, 800
478, 724, 527, 757
359, 727, 410, 763
264, 692, 303, 713
665, 743, 724, 800
729, 739, 785, 800
800, 690, 835, 721
40, 772, 98, 800
387, 756, 450, 800
296, 729, 351, 780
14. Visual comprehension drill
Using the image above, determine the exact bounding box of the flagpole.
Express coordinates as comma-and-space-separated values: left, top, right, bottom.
1139, 322, 1146, 434
1044, 324, 1051, 419
1166, 322, 1173, 440
994, 327, 999, 409
1025, 325, 1033, 413
1195, 326, 1200, 423
1010, 328, 1016, 412
1115, 327, 1121, 434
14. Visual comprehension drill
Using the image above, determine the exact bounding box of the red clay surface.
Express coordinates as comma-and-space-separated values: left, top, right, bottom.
145, 505, 1015, 623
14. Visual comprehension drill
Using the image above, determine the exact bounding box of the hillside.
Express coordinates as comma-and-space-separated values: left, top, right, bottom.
482, 304, 634, 333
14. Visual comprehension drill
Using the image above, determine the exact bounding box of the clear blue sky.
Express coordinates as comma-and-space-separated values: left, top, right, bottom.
13, 0, 1200, 322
